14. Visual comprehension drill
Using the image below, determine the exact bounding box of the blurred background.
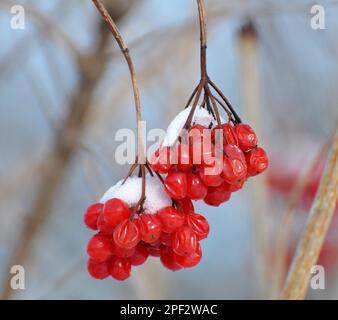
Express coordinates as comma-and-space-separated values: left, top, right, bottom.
0, 0, 337, 299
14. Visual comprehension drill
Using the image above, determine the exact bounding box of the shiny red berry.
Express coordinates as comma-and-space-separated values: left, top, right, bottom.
146, 242, 161, 257
186, 173, 208, 200
160, 232, 172, 246
97, 213, 115, 235
204, 187, 231, 206
175, 143, 193, 172
186, 213, 210, 240
113, 220, 140, 249
224, 144, 246, 162
87, 258, 109, 279
160, 246, 182, 271
108, 256, 131, 281
86, 234, 113, 262
235, 123, 258, 151
150, 146, 173, 173
175, 242, 202, 268
212, 123, 238, 146
222, 156, 247, 185
176, 198, 195, 214
84, 203, 103, 230
130, 243, 149, 266
246, 147, 269, 176
157, 206, 185, 233
138, 214, 163, 244
198, 158, 224, 187
172, 226, 197, 256
112, 238, 136, 258
164, 172, 187, 200
103, 198, 130, 228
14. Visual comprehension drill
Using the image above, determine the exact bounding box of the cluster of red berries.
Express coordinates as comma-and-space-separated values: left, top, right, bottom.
84, 197, 208, 280
151, 122, 269, 206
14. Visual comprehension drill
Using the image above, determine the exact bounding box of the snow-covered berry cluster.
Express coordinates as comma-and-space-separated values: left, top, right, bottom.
151, 106, 269, 207
84, 176, 207, 280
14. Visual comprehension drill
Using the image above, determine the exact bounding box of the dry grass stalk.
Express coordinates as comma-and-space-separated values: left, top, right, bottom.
282, 130, 338, 300
238, 22, 270, 298
270, 143, 328, 299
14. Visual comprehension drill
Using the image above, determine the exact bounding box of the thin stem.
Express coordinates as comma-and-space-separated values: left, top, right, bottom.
197, 0, 208, 81
92, 0, 145, 164
209, 79, 242, 123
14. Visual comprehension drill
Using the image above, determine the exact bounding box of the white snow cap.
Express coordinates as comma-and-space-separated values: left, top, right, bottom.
162, 105, 226, 147
100, 175, 171, 213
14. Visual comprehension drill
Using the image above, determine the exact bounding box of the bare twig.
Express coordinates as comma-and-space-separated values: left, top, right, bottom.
282, 130, 338, 300
92, 0, 145, 164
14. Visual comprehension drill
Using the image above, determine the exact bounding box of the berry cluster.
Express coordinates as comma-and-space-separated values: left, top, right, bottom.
84, 197, 208, 280
151, 122, 269, 207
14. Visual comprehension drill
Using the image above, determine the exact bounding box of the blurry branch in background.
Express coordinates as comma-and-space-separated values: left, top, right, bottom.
282, 130, 338, 300
0, 1, 135, 299
238, 21, 270, 298
270, 142, 329, 299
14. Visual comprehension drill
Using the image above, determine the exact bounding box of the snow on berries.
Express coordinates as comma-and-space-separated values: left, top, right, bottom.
84, 175, 209, 280
149, 105, 269, 208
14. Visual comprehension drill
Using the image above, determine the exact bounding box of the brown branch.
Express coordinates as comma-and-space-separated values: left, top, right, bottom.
0, 3, 133, 300
92, 0, 145, 164
197, 0, 208, 81
281, 130, 338, 300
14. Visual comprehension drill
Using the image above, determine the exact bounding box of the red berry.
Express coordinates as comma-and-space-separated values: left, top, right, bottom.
112, 239, 136, 258
103, 198, 130, 228
246, 147, 269, 176
146, 243, 161, 257
224, 144, 246, 162
175, 242, 202, 268
198, 158, 224, 187
113, 220, 140, 249
84, 203, 103, 230
150, 146, 173, 173
218, 180, 244, 192
190, 139, 216, 167
130, 243, 149, 266
160, 232, 172, 246
164, 172, 187, 200
186, 173, 208, 200
138, 214, 163, 244
86, 234, 113, 262
87, 258, 109, 279
235, 123, 257, 151
175, 143, 193, 172
157, 207, 185, 233
160, 246, 182, 271
108, 256, 131, 281
212, 123, 238, 146
204, 187, 231, 206
97, 213, 115, 235
172, 226, 197, 256
186, 213, 210, 240
176, 198, 195, 214
222, 156, 247, 185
